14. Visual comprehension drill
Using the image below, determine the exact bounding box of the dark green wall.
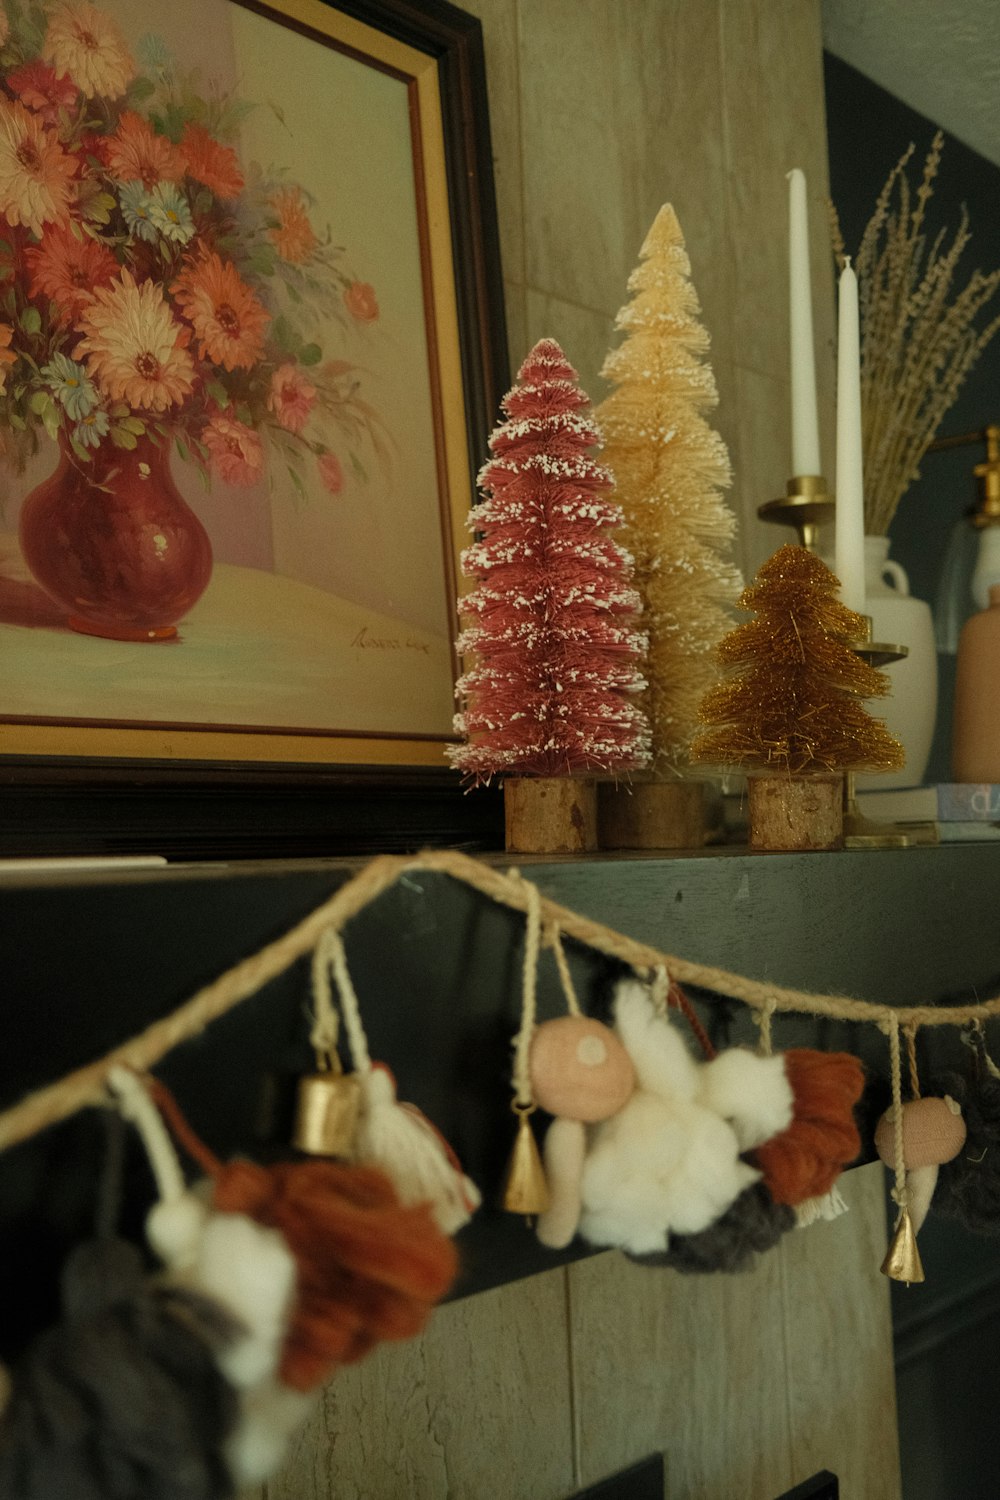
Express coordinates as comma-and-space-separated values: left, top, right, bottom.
824, 52, 1000, 784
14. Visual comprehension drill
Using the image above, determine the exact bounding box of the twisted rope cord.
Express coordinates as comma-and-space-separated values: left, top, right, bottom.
511, 874, 542, 1109
326, 930, 373, 1076
757, 998, 777, 1057
544, 922, 582, 1018
887, 1013, 908, 1217
309, 927, 342, 1059
905, 1023, 921, 1100
108, 1067, 186, 1207
3, 846, 1000, 1155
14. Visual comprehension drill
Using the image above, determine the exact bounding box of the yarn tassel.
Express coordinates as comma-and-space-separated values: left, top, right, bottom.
110, 1068, 310, 1489
149, 1078, 458, 1393
752, 1049, 864, 1206
0, 1239, 242, 1500
0, 1104, 241, 1500
794, 1185, 849, 1227
351, 1064, 481, 1234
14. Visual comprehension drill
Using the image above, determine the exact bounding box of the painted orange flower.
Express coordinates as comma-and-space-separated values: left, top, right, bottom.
172, 251, 269, 371
7, 62, 77, 125
343, 281, 379, 323
42, 2, 134, 100
75, 271, 195, 411
203, 414, 265, 487
105, 111, 184, 189
318, 451, 344, 495
180, 123, 244, 200
0, 99, 76, 236
0, 323, 16, 393
268, 363, 316, 435
25, 222, 118, 326
268, 186, 318, 264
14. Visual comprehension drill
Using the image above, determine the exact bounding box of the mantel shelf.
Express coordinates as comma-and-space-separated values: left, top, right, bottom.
2, 843, 998, 1354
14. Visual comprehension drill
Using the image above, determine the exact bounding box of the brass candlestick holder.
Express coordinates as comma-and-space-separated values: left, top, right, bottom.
758, 474, 834, 552
844, 617, 924, 848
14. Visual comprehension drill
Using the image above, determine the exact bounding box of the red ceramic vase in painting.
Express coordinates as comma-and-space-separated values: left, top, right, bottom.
18, 433, 213, 642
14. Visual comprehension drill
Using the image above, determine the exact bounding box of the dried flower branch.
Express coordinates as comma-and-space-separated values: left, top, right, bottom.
830, 132, 1000, 535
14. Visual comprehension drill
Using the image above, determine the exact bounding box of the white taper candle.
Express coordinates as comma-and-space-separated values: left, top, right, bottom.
835, 257, 866, 615
787, 168, 821, 478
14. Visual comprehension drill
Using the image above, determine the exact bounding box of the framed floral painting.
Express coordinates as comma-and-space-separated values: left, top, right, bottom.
0, 0, 507, 813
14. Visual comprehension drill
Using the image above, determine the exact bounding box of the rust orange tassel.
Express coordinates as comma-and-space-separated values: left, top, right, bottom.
150, 1080, 458, 1391
752, 1049, 864, 1206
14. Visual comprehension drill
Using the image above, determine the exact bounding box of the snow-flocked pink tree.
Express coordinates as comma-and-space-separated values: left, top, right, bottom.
448, 338, 651, 782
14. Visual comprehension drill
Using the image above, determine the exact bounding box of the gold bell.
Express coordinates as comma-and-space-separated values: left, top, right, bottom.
501, 1103, 551, 1215
292, 1050, 362, 1157
880, 1207, 925, 1285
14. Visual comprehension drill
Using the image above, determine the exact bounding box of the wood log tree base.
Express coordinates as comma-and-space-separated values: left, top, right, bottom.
504, 777, 598, 854
598, 779, 707, 850
748, 774, 844, 851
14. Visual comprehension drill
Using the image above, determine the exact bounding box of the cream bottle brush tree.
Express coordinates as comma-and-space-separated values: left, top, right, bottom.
595, 205, 741, 843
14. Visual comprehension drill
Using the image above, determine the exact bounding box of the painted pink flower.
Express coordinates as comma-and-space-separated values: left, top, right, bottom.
26, 222, 118, 326
318, 451, 344, 495
0, 98, 77, 236
180, 122, 244, 200
0, 323, 16, 393
343, 280, 379, 323
203, 414, 265, 487
172, 251, 269, 371
74, 270, 195, 411
268, 186, 317, 264
105, 110, 184, 188
42, 1, 133, 100
7, 62, 78, 125
268, 363, 316, 435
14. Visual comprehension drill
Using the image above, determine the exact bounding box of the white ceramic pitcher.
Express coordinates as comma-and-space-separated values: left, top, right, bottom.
857, 535, 937, 790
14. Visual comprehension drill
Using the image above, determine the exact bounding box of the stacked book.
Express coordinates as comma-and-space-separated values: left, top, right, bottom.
856, 783, 1000, 840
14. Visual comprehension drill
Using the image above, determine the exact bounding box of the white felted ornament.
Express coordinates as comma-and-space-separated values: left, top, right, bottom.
699, 1046, 795, 1150
536, 1116, 587, 1250
352, 1064, 481, 1234
578, 981, 760, 1255
149, 1189, 317, 1487
110, 1068, 306, 1488
151, 1202, 299, 1390
225, 1380, 317, 1486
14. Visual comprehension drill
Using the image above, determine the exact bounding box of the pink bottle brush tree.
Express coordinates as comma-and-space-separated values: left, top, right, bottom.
448, 338, 651, 783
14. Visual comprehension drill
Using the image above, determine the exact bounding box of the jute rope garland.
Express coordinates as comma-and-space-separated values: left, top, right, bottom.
3, 846, 1000, 1156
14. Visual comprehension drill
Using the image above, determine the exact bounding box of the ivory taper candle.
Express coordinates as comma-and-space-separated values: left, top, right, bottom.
787, 168, 821, 478
835, 257, 865, 615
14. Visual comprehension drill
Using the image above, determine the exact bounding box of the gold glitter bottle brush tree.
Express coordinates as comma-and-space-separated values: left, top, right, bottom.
689, 544, 904, 851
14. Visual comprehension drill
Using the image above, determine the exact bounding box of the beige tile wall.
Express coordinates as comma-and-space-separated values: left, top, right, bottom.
244, 1164, 899, 1500
468, 0, 838, 583
243, 5, 899, 1496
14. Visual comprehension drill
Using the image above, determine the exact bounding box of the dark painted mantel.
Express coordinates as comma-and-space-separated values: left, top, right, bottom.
3, 844, 999, 1360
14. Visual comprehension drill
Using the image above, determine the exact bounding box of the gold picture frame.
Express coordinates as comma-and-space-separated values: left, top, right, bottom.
0, 0, 506, 795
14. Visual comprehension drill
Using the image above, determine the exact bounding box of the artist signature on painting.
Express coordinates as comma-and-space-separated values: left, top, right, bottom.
350, 625, 430, 655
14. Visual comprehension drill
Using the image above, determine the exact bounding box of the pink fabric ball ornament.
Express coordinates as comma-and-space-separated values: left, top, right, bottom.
529, 1016, 636, 1251
874, 1095, 967, 1235
529, 1015, 635, 1121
